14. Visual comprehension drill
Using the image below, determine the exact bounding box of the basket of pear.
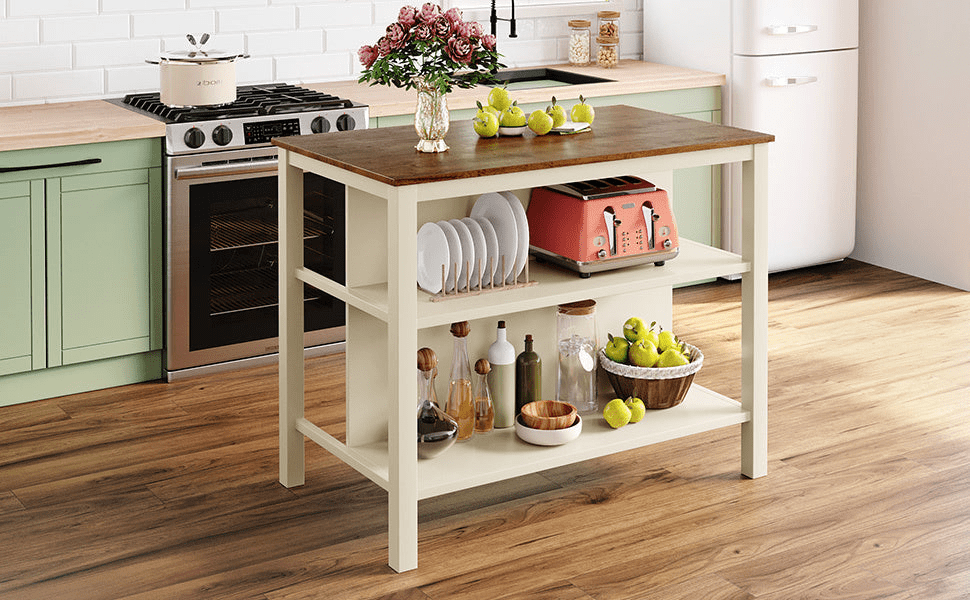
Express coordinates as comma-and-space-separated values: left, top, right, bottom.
599, 317, 703, 410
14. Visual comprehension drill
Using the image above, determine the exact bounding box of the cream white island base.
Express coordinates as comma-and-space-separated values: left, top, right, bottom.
274, 105, 772, 572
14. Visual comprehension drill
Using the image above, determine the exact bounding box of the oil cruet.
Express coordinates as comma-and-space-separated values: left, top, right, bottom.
473, 358, 494, 433
445, 321, 475, 441
417, 347, 458, 459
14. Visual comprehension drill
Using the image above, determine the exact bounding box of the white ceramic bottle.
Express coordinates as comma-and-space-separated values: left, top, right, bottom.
487, 320, 517, 428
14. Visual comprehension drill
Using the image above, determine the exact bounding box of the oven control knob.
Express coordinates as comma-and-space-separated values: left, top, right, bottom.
212, 125, 233, 146
310, 116, 331, 133
184, 127, 205, 149
336, 114, 356, 131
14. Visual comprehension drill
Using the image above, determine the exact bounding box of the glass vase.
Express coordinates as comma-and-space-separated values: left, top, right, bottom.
413, 77, 450, 153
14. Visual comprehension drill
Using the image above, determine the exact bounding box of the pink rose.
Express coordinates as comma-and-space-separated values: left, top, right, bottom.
398, 5, 418, 28
357, 44, 379, 68
411, 22, 433, 42
480, 34, 496, 51
385, 22, 407, 49
418, 2, 440, 23
444, 7, 463, 24
446, 37, 474, 64
432, 15, 452, 39
376, 36, 393, 57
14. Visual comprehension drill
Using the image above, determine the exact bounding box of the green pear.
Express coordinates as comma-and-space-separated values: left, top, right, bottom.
546, 96, 566, 128
603, 398, 632, 428
569, 94, 595, 124
487, 86, 512, 112
623, 317, 648, 342
473, 112, 499, 138
628, 339, 659, 368
624, 397, 646, 423
604, 333, 630, 363
657, 347, 689, 368
527, 109, 553, 135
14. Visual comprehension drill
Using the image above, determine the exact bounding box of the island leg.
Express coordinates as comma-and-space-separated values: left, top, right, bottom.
278, 149, 306, 488
387, 186, 420, 572
741, 143, 769, 479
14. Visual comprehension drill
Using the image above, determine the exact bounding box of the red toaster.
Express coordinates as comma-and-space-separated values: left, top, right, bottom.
526, 176, 679, 277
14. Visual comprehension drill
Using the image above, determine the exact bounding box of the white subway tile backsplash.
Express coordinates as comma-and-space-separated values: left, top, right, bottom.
217, 6, 296, 32
0, 76, 11, 102
76, 40, 161, 68
275, 52, 350, 82
0, 19, 40, 45
247, 30, 323, 57
161, 33, 246, 53
325, 25, 385, 52
106, 64, 160, 94
13, 69, 103, 100
8, 0, 98, 18
300, 3, 372, 28
0, 44, 71, 73
43, 14, 130, 43
235, 56, 274, 83
191, 0, 266, 7
133, 11, 216, 39
103, 0, 185, 12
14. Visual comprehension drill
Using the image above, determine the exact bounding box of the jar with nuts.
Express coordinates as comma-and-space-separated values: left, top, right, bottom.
567, 19, 591, 66
596, 36, 619, 69
597, 10, 620, 38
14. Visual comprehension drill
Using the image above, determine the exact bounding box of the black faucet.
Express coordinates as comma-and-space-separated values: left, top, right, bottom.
490, 0, 517, 40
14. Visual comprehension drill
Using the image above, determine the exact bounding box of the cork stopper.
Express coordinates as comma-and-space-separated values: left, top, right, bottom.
558, 299, 596, 316
417, 347, 437, 372
598, 10, 620, 18
596, 36, 619, 45
568, 19, 591, 28
497, 320, 506, 328
450, 321, 471, 337
475, 358, 491, 375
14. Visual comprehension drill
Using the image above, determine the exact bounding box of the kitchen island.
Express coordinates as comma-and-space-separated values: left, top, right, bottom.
273, 105, 772, 572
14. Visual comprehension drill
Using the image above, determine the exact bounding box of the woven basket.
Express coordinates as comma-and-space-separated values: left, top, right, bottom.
598, 343, 703, 409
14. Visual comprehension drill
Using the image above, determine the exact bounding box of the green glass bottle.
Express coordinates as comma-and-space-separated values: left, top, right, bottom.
515, 334, 542, 416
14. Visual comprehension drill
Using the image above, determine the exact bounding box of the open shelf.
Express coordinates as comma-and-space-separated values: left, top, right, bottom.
297, 239, 748, 328
329, 385, 748, 500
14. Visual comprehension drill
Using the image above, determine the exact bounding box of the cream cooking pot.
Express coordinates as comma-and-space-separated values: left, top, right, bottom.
147, 43, 249, 107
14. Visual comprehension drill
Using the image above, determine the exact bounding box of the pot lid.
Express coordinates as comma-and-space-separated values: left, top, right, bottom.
158, 49, 248, 63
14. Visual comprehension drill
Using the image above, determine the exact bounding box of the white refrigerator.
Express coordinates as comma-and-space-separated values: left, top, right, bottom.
643, 0, 859, 272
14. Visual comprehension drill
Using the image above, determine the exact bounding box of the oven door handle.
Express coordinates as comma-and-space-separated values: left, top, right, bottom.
174, 157, 279, 180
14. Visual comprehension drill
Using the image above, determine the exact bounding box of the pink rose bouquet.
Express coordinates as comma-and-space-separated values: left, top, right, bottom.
358, 2, 504, 94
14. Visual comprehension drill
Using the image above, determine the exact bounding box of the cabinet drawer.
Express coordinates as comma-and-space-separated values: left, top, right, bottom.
733, 0, 858, 56
0, 139, 161, 184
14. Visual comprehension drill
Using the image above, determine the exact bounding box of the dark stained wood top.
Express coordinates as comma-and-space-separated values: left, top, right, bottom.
273, 104, 774, 187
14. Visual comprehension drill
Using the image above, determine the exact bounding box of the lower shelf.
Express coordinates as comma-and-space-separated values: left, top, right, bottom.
325, 384, 749, 500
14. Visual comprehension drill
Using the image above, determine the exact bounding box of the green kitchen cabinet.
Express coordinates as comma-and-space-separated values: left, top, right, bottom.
374, 86, 722, 248
0, 139, 163, 405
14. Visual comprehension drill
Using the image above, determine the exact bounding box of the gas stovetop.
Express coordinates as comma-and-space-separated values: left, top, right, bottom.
111, 83, 368, 156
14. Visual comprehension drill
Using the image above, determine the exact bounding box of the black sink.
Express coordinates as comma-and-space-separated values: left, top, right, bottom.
488, 68, 614, 90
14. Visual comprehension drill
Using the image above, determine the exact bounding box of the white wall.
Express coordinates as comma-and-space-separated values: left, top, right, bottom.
0, 0, 642, 106
853, 0, 970, 290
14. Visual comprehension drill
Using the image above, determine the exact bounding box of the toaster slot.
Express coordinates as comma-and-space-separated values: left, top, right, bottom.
603, 206, 617, 256
642, 201, 655, 250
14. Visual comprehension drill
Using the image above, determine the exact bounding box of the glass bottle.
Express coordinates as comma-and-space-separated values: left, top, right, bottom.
445, 321, 475, 441
556, 299, 598, 413
515, 334, 542, 416
417, 347, 458, 459
568, 19, 591, 66
488, 320, 517, 428
473, 358, 494, 433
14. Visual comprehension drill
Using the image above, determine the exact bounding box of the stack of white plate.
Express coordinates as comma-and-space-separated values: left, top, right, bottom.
416, 191, 530, 294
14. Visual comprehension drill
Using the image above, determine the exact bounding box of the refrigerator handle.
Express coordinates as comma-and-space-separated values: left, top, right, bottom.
767, 24, 818, 35
766, 76, 819, 87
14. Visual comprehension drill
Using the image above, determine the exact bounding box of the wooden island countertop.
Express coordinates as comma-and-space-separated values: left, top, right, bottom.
273, 104, 772, 187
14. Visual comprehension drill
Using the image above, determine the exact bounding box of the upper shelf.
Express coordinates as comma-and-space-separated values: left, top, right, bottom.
298, 239, 748, 328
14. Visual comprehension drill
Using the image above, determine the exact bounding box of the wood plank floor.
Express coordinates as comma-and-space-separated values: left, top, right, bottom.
1, 259, 968, 599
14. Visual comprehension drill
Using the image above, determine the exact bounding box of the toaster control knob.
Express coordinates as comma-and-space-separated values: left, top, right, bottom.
597, 249, 607, 259
663, 239, 673, 249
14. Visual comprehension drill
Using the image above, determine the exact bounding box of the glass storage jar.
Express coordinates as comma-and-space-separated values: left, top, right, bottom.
556, 300, 598, 413
567, 19, 591, 66
597, 10, 620, 38
596, 36, 619, 69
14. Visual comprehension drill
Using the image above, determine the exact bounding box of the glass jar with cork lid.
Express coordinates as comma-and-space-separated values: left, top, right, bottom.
596, 36, 619, 69
567, 19, 591, 66
597, 10, 620, 38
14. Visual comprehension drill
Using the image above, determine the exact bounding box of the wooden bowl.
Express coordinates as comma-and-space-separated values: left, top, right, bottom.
520, 400, 577, 430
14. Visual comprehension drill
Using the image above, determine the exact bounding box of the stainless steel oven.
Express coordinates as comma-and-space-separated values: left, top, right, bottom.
111, 83, 367, 380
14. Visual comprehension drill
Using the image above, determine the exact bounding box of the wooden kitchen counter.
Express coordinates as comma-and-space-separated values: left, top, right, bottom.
308, 60, 725, 118
0, 100, 166, 153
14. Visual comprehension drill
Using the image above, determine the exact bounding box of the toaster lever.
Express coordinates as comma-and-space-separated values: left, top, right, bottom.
603, 207, 617, 256
642, 204, 655, 250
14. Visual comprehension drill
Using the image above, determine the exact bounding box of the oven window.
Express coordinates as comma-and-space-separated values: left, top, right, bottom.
188, 172, 345, 351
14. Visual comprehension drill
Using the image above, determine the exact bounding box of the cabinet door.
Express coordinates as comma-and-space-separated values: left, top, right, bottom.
48, 169, 157, 366
0, 180, 46, 375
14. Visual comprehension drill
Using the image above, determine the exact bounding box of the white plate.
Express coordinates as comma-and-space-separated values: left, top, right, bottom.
436, 220, 462, 293
460, 217, 488, 288
498, 125, 527, 136
472, 216, 500, 286
447, 218, 474, 291
499, 190, 529, 283
470, 192, 517, 285
416, 222, 449, 294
